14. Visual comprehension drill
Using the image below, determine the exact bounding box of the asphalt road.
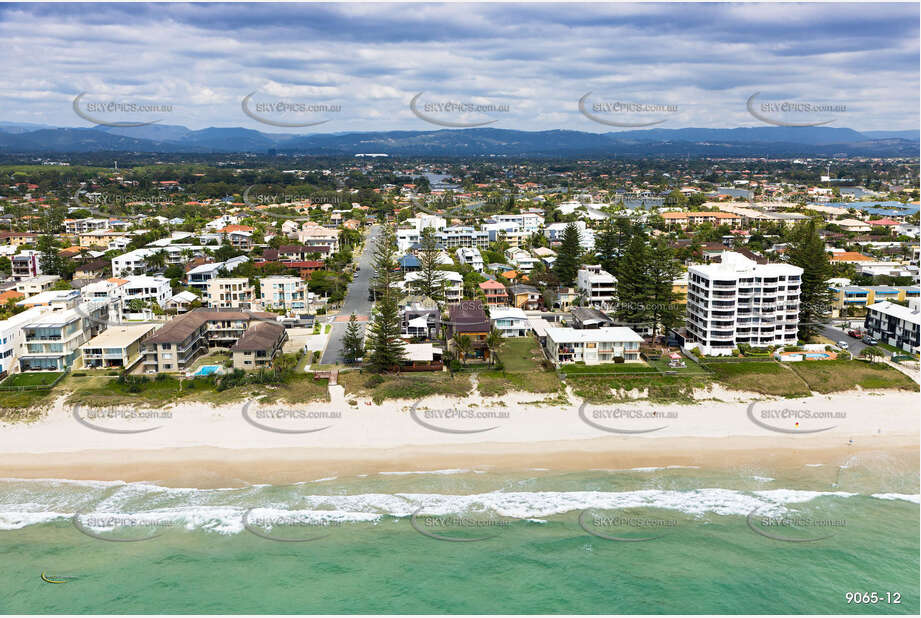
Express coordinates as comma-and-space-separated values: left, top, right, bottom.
320, 224, 381, 364
817, 323, 869, 356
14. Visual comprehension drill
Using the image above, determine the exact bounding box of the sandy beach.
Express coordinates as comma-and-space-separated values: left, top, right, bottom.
0, 386, 916, 487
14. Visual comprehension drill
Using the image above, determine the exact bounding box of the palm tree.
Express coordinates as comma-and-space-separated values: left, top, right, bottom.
453, 334, 472, 366
485, 328, 504, 367
860, 346, 886, 364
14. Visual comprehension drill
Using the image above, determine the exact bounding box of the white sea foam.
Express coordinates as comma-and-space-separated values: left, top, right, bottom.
379, 469, 483, 476
0, 480, 906, 532
871, 493, 921, 504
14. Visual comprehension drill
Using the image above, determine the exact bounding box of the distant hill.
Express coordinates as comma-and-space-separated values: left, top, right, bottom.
860, 130, 919, 142
0, 124, 916, 156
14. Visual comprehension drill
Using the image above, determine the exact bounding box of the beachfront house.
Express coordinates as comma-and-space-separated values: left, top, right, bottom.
543, 326, 644, 366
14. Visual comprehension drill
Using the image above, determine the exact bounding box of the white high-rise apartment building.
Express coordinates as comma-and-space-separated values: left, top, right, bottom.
685, 252, 802, 356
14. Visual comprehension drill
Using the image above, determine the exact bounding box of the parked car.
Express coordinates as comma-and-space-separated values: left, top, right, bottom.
847, 329, 860, 338
863, 336, 878, 345
838, 341, 849, 349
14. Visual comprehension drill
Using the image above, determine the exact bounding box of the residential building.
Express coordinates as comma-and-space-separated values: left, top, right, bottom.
400, 295, 440, 340
490, 212, 544, 233
141, 309, 278, 373
864, 300, 921, 354
507, 284, 541, 310
121, 275, 172, 309
12, 250, 42, 280
231, 321, 288, 370
830, 284, 920, 315
274, 244, 331, 261
296, 224, 340, 252
577, 265, 617, 308
206, 277, 254, 309
437, 226, 491, 250
16, 275, 61, 297
455, 247, 484, 272
186, 256, 249, 292
80, 323, 158, 370
403, 270, 463, 303
112, 248, 156, 277
479, 279, 508, 306
260, 275, 306, 311
398, 343, 444, 371
0, 306, 48, 375
18, 301, 108, 371
64, 217, 111, 235
684, 251, 802, 356
446, 301, 490, 361
545, 221, 595, 251
544, 326, 644, 366
504, 248, 537, 273
165, 291, 199, 313
571, 307, 615, 329
660, 211, 742, 228
490, 307, 529, 337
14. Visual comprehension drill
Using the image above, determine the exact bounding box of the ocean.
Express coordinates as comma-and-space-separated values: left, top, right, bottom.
1, 457, 918, 614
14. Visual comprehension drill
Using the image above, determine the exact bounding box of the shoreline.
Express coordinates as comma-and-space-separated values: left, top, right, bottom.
0, 390, 921, 488
1, 436, 917, 488
0, 387, 916, 487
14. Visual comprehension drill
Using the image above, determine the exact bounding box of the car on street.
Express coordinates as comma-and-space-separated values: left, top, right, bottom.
862, 336, 878, 345
838, 341, 849, 349
847, 329, 860, 338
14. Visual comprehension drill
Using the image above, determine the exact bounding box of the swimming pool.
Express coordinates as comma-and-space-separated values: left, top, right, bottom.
192, 365, 221, 377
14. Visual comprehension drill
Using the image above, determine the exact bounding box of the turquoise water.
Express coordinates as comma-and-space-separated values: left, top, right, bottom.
193, 365, 221, 377
1, 459, 918, 614
820, 201, 919, 216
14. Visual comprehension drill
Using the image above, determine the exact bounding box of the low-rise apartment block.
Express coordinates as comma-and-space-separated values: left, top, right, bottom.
577, 265, 617, 308
864, 300, 920, 354
141, 309, 279, 373
80, 323, 158, 370
206, 277, 254, 309
231, 321, 288, 370
259, 275, 306, 311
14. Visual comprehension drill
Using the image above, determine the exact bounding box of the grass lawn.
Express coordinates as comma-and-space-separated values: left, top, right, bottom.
646, 356, 711, 376
476, 336, 562, 396
560, 362, 659, 376
788, 359, 917, 393
0, 371, 65, 388
338, 371, 472, 404
706, 361, 811, 397
494, 337, 547, 372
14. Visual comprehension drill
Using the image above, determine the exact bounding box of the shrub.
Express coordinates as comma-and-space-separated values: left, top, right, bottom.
72, 372, 87, 377
365, 374, 385, 388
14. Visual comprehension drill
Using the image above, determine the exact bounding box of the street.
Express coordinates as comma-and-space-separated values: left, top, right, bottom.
817, 323, 869, 356
320, 224, 381, 364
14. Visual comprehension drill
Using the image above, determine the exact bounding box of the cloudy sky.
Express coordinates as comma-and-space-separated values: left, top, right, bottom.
2, 2, 918, 133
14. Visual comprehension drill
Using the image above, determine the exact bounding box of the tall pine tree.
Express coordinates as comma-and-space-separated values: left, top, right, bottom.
785, 219, 833, 339
613, 232, 651, 323
366, 226, 406, 372
553, 222, 582, 285
646, 239, 682, 336
412, 227, 446, 307
341, 314, 364, 365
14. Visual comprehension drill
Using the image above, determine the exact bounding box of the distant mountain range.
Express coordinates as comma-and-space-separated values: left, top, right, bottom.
0, 123, 916, 157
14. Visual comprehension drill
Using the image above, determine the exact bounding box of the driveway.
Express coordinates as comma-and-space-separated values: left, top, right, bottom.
320, 224, 381, 364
